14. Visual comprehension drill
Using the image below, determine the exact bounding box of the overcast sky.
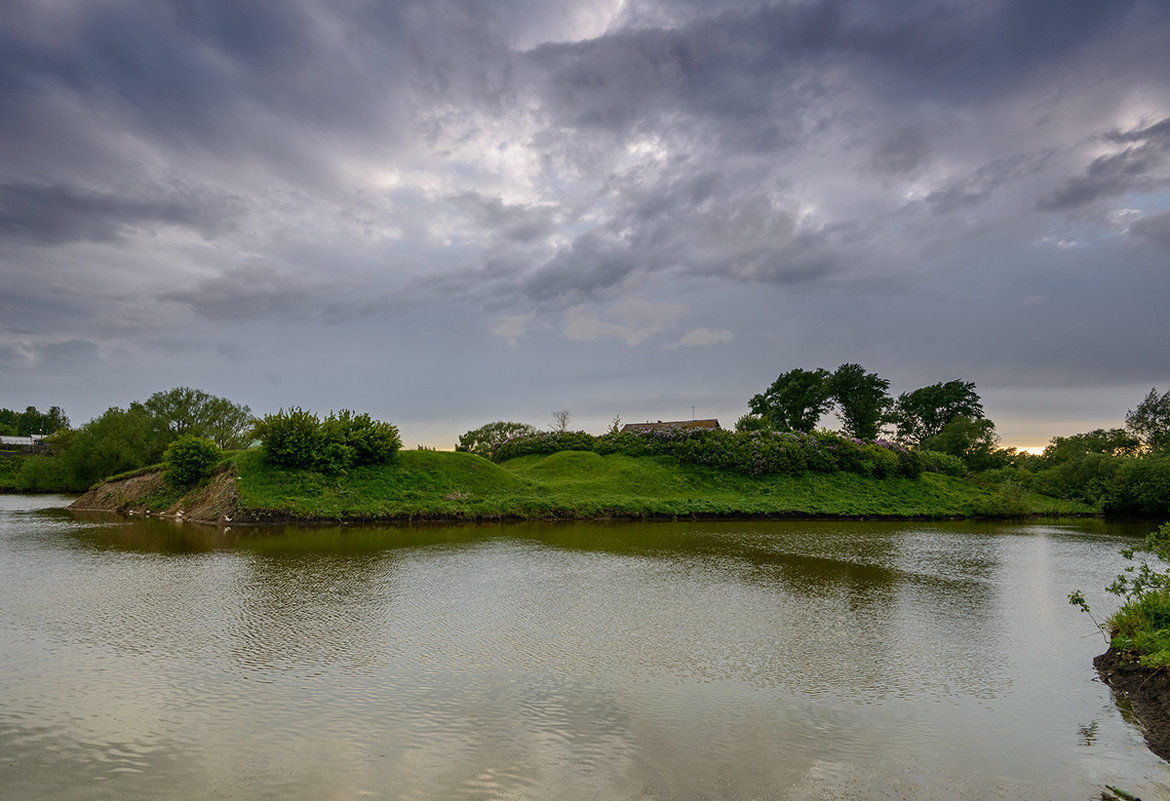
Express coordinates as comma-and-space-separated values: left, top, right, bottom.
3, 0, 1169, 450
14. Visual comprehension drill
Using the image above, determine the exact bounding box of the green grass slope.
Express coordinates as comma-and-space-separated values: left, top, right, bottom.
233, 448, 1089, 520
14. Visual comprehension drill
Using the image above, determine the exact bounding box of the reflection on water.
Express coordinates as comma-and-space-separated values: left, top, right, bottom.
1, 497, 1168, 800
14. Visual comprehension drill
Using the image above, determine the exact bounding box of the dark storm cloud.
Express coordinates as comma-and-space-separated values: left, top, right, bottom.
160, 263, 349, 322
0, 182, 237, 245
3, 0, 1170, 444
1039, 117, 1170, 211
523, 229, 640, 301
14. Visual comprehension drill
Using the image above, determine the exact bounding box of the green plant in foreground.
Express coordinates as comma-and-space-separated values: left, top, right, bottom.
1070, 522, 1170, 665
163, 434, 222, 486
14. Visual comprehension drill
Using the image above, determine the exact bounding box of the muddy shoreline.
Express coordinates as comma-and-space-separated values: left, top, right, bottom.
1096, 647, 1170, 763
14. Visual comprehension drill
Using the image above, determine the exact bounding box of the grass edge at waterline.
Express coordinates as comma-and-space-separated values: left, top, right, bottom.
73, 447, 1094, 522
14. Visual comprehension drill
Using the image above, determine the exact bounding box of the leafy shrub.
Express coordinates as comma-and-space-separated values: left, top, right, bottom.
320, 410, 401, 466
14, 455, 70, 491
163, 434, 222, 486
1073, 523, 1170, 667
921, 450, 965, 477
253, 407, 401, 472
252, 408, 322, 468
1102, 456, 1170, 515
494, 427, 926, 480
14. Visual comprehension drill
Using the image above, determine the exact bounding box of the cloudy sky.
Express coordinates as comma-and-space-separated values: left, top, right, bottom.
2, 0, 1169, 450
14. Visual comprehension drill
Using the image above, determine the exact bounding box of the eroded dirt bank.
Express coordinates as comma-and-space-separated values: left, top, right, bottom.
69, 467, 244, 524
1096, 647, 1170, 763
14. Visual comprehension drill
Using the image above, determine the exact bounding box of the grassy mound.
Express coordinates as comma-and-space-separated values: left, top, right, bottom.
230, 448, 1090, 521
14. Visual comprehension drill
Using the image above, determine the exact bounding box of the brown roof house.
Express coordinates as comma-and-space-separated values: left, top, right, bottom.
620, 419, 721, 434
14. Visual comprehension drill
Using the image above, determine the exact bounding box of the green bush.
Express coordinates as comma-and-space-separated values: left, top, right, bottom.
252, 407, 401, 472
163, 435, 222, 486
493, 427, 927, 480
252, 408, 322, 468
1037, 452, 1170, 514
320, 410, 401, 466
1073, 522, 1170, 667
921, 450, 966, 477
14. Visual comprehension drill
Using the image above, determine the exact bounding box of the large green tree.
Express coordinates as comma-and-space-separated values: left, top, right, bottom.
829, 363, 891, 441
921, 415, 1000, 471
1042, 428, 1143, 465
144, 387, 253, 448
749, 368, 833, 433
57, 403, 167, 487
1127, 387, 1170, 452
0, 405, 69, 436
891, 380, 984, 447
457, 421, 537, 458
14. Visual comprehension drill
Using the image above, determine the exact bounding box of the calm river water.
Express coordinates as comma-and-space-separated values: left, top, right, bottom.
2, 494, 1169, 800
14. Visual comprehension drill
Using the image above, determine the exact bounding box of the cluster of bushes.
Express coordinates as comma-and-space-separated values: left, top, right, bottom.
1036, 452, 1170, 515
0, 452, 73, 492
491, 428, 957, 479
251, 408, 401, 472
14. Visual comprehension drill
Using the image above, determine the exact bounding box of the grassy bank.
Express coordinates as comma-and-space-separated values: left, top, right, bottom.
230, 448, 1090, 520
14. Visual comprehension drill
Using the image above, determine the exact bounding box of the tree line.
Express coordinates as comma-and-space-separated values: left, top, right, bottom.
0, 387, 252, 491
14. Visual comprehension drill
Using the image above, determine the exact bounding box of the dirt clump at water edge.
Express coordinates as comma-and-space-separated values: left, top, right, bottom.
69, 466, 244, 524
1095, 647, 1170, 763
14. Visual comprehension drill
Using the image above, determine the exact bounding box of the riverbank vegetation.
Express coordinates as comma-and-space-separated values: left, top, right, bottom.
80, 446, 1088, 522
1073, 522, 1170, 668
7, 374, 1170, 521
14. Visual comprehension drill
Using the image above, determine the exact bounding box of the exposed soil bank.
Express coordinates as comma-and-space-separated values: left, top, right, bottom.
1096, 647, 1170, 762
69, 467, 244, 524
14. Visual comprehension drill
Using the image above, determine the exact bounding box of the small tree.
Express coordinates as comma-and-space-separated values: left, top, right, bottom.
1127, 388, 1170, 452
551, 410, 571, 433
457, 421, 538, 458
163, 434, 222, 486
749, 368, 833, 433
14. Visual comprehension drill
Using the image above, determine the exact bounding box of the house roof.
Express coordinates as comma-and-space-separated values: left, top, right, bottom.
619, 419, 721, 434
0, 435, 47, 447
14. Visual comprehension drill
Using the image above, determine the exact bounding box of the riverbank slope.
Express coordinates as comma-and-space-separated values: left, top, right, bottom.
69, 448, 1091, 523
1096, 647, 1170, 762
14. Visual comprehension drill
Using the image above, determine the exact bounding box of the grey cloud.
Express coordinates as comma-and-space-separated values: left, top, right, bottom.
869, 129, 930, 176
448, 192, 558, 243
0, 182, 238, 245
162, 264, 330, 321
523, 230, 640, 302
0, 344, 29, 368
924, 157, 1027, 215
1039, 117, 1170, 211
36, 339, 101, 367
1130, 211, 1170, 247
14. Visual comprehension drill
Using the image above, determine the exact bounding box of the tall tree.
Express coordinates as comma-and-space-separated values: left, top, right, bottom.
749, 368, 833, 433
829, 363, 891, 441
144, 387, 253, 449
1126, 387, 1170, 452
892, 380, 984, 446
